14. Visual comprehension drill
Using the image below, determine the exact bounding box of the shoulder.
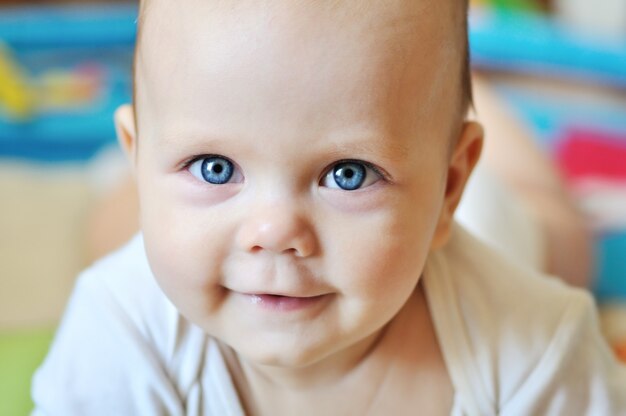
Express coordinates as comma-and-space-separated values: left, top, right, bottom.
425, 223, 626, 415
425, 222, 586, 349
32, 234, 212, 415
76, 234, 174, 335
54, 233, 179, 357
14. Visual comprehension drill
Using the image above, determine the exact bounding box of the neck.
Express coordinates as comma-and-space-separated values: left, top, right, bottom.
221, 318, 389, 415
220, 283, 450, 416
248, 328, 385, 386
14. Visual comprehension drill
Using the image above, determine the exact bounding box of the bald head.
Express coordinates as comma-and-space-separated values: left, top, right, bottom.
131, 0, 472, 142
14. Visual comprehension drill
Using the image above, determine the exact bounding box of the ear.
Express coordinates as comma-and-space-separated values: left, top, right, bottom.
114, 104, 138, 173
431, 121, 484, 249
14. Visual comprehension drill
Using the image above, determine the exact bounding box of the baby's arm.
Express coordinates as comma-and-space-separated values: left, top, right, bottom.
471, 74, 593, 287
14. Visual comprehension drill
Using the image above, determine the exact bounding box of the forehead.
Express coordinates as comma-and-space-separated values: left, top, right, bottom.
134, 0, 460, 144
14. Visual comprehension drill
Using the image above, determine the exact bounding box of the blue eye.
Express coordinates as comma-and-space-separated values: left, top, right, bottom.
188, 156, 239, 184
322, 161, 381, 191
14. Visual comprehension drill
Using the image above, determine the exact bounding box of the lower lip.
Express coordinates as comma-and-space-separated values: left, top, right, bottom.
246, 294, 328, 312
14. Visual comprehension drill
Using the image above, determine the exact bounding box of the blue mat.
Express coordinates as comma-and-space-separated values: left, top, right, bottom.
0, 3, 136, 163
470, 9, 626, 88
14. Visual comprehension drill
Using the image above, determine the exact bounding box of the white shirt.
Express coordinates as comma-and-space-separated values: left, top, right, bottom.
32, 225, 626, 415
456, 163, 545, 270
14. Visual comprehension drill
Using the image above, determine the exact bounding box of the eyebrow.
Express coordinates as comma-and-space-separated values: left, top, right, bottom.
325, 134, 410, 163
157, 130, 410, 164
155, 131, 232, 148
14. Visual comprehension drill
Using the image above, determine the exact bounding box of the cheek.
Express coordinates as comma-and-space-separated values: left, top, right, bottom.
138, 179, 232, 316
323, 202, 435, 303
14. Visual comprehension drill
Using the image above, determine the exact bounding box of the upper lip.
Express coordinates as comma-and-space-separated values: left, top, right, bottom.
226, 288, 329, 298
249, 293, 328, 298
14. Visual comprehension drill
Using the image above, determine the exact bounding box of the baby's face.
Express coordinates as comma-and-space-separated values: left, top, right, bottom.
123, 0, 474, 367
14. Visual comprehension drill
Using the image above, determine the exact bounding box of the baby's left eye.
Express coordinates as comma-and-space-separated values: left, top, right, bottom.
321, 161, 382, 191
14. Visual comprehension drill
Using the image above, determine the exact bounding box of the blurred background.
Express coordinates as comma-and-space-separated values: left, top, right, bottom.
0, 0, 624, 414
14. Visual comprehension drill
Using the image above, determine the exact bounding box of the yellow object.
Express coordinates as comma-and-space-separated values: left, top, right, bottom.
38, 69, 100, 110
0, 43, 36, 120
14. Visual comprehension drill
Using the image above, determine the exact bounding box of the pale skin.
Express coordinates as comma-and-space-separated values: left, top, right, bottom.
114, 1, 483, 415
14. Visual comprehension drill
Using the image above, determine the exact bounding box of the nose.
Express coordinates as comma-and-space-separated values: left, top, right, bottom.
235, 204, 317, 257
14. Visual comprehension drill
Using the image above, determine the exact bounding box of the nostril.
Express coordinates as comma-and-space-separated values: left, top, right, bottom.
249, 246, 300, 255
235, 214, 317, 257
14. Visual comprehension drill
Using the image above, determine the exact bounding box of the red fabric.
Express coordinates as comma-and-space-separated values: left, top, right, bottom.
555, 128, 626, 182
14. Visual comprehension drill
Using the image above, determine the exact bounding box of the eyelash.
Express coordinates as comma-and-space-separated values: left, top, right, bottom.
181, 155, 389, 186
321, 159, 387, 181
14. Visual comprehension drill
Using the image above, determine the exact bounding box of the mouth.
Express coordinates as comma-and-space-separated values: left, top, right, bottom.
242, 293, 330, 312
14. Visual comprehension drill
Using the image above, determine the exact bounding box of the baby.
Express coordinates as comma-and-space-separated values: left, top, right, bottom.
33, 0, 626, 415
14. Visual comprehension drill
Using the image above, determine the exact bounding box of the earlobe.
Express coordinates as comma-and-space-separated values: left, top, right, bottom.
114, 104, 138, 170
431, 121, 484, 249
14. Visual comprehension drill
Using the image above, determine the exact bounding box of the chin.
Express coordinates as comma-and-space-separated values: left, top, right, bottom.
237, 338, 331, 369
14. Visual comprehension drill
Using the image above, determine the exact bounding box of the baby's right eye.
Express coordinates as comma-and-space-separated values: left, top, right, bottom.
188, 155, 242, 184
